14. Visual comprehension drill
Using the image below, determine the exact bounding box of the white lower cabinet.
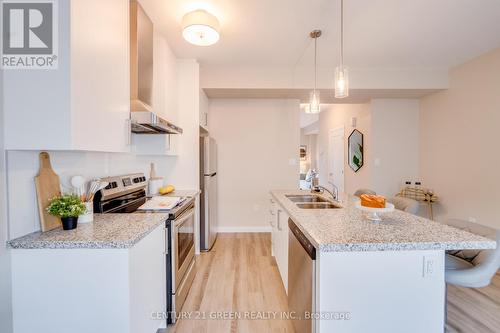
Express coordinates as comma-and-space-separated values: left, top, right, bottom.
269, 198, 277, 256
10, 225, 166, 333
269, 197, 289, 293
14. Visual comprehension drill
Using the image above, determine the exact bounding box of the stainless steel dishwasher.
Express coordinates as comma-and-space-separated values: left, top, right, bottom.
288, 218, 316, 333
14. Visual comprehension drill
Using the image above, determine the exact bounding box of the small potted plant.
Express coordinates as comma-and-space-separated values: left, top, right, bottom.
47, 195, 87, 230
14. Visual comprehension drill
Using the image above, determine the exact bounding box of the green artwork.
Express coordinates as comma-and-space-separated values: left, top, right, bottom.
348, 130, 363, 172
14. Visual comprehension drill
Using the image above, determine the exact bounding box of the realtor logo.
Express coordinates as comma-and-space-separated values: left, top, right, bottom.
1, 0, 58, 69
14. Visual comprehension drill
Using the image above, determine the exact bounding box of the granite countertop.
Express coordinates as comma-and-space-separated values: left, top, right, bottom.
271, 190, 497, 252
8, 189, 200, 250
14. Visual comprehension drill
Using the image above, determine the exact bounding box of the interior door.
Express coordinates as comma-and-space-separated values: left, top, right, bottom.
328, 127, 345, 195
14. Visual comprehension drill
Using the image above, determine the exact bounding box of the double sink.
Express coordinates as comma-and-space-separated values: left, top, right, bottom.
286, 194, 342, 209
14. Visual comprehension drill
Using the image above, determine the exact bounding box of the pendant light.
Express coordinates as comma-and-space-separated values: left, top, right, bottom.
307, 30, 322, 114
335, 0, 349, 98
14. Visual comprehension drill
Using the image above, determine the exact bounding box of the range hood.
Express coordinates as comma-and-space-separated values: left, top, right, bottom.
129, 1, 182, 135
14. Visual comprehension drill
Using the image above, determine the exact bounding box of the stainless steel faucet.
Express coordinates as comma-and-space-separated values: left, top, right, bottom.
313, 184, 338, 201
308, 170, 339, 201
328, 181, 339, 201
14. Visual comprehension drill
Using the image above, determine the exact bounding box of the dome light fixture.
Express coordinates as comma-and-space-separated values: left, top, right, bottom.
182, 10, 220, 46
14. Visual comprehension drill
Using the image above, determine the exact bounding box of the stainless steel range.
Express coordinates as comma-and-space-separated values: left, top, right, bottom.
93, 173, 196, 324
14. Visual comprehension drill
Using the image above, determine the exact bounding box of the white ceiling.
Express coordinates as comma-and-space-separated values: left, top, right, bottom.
140, 0, 500, 70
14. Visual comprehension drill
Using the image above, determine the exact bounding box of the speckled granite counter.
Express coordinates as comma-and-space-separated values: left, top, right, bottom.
8, 189, 200, 250
8, 213, 169, 249
271, 190, 496, 252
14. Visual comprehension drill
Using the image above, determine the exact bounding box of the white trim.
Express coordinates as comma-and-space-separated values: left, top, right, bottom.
328, 126, 345, 194
215, 226, 271, 233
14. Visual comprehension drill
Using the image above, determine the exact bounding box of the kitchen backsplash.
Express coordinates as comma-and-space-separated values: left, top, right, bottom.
6, 150, 176, 239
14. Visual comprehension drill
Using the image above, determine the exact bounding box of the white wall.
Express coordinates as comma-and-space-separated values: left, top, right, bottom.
6, 151, 174, 239
209, 99, 300, 231
420, 47, 500, 228
371, 99, 420, 197
318, 103, 372, 195
1, 62, 14, 333
317, 100, 420, 199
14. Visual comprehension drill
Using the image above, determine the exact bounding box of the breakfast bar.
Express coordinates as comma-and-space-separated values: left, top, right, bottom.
270, 190, 496, 333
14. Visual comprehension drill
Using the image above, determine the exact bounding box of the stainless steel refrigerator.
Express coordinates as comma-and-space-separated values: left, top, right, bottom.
200, 136, 218, 251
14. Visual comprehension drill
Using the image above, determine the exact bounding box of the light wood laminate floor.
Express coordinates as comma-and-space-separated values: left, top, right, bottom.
170, 233, 499, 333
446, 272, 500, 333
170, 233, 294, 333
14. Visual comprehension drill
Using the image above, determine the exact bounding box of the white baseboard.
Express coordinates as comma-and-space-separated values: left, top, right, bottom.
215, 226, 272, 233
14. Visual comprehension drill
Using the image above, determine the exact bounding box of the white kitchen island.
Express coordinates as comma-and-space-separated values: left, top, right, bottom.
270, 190, 496, 333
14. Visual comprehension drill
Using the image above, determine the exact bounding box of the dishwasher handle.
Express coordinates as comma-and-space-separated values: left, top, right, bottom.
288, 219, 316, 260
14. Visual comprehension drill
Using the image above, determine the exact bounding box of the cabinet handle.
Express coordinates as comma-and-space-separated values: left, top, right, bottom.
125, 119, 131, 146
277, 210, 282, 231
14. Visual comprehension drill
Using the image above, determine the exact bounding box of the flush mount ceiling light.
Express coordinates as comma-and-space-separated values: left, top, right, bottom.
307, 30, 322, 114
182, 9, 220, 46
334, 0, 349, 98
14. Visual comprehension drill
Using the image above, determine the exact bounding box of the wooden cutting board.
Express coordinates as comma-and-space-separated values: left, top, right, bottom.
35, 152, 62, 232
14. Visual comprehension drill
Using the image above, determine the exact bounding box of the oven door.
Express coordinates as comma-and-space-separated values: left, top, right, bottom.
171, 206, 195, 293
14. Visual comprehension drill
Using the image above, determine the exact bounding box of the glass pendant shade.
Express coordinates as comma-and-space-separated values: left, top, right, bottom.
334, 66, 349, 98
308, 90, 321, 114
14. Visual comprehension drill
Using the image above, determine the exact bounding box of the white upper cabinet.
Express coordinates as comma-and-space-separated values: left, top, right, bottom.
3, 0, 130, 152
199, 89, 209, 130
